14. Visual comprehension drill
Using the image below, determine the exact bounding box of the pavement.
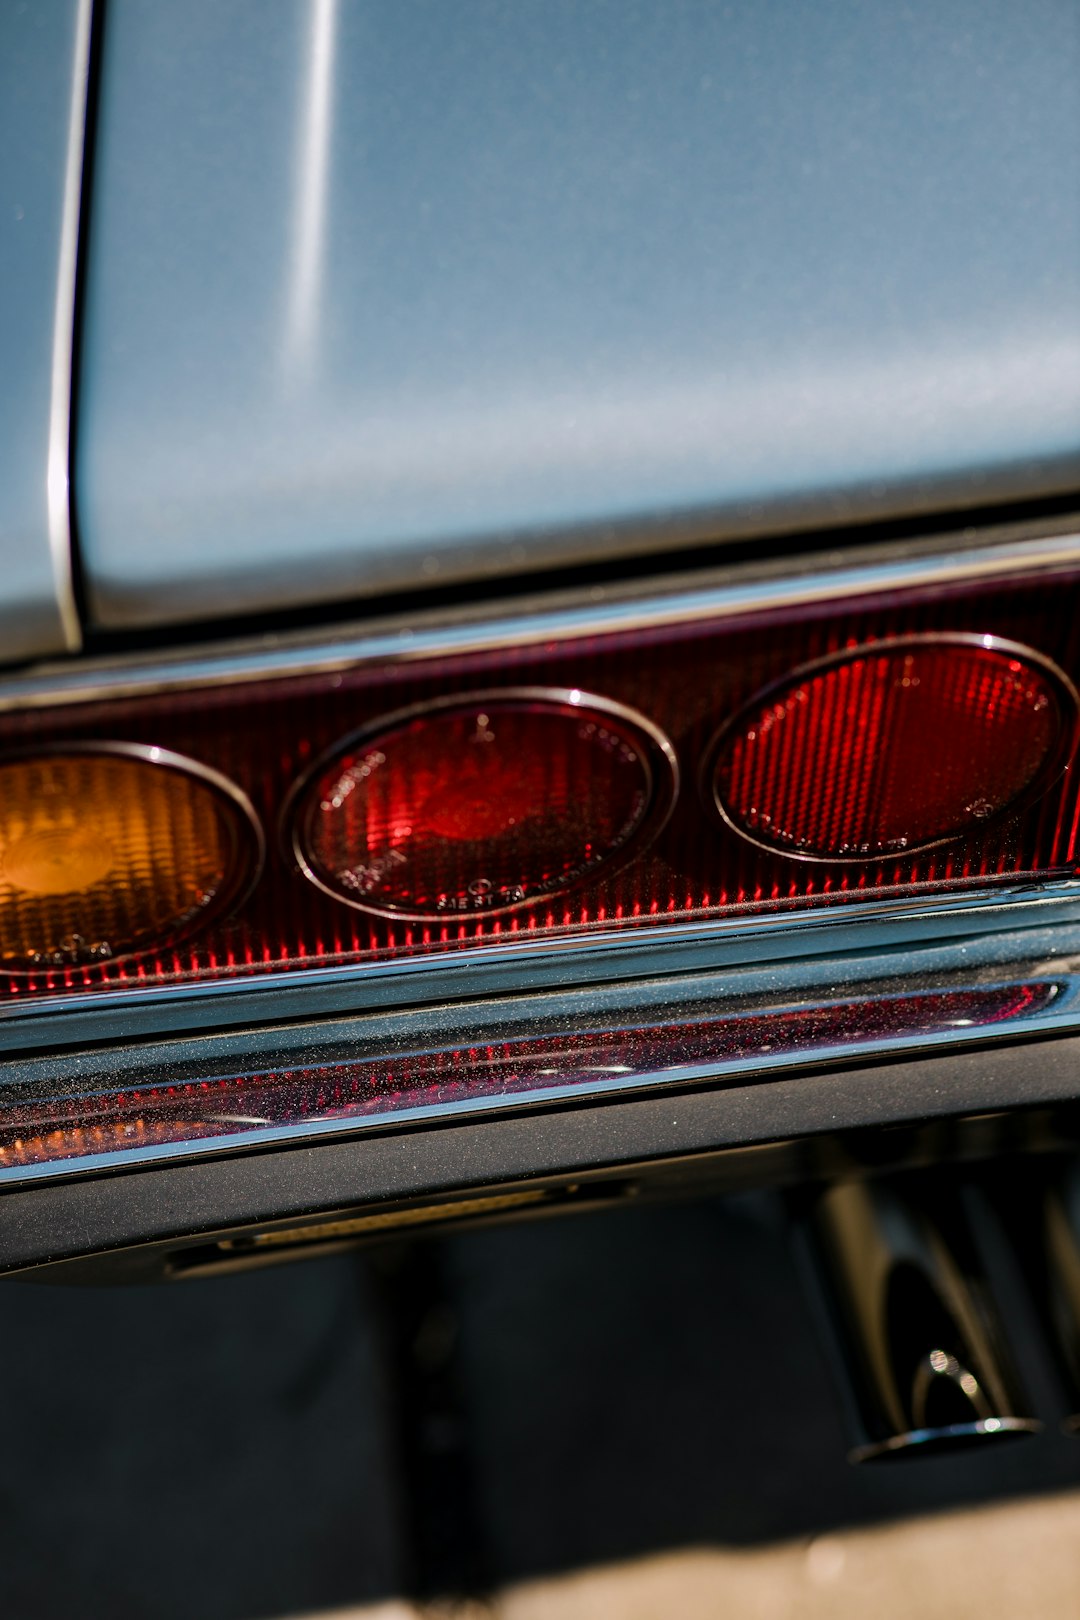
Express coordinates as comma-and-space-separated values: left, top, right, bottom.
289, 1488, 1080, 1618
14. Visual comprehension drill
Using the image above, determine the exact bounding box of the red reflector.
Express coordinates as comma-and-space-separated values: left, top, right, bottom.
290, 690, 675, 917
710, 637, 1076, 861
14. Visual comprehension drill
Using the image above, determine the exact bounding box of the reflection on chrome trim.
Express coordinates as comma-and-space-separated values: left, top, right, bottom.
3, 936, 1080, 1186
46, 0, 93, 654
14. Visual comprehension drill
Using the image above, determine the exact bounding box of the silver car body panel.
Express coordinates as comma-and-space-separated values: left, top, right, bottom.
0, 0, 90, 658
75, 0, 1080, 630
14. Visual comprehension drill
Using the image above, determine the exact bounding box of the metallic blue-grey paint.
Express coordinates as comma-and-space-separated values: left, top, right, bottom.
77, 0, 1080, 629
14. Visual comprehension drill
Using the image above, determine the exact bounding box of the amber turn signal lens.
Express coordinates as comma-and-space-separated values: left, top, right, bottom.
289, 689, 677, 918
710, 636, 1078, 862
0, 746, 261, 971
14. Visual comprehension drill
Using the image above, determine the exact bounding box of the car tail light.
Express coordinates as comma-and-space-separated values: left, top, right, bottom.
4, 540, 1080, 1202
4, 557, 1079, 1010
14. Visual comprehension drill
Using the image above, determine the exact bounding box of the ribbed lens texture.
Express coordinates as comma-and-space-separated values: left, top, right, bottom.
713, 641, 1066, 860
6, 573, 1080, 1005
296, 697, 656, 916
0, 752, 240, 970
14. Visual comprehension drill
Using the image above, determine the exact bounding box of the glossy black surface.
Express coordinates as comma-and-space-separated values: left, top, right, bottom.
803, 1177, 1038, 1460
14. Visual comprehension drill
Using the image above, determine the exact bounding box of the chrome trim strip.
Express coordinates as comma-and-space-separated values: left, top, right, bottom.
5, 520, 1080, 710
45, 0, 92, 654
2, 922, 1079, 1187
3, 877, 1080, 1049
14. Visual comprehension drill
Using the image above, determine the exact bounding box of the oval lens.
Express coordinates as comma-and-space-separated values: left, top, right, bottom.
711, 638, 1076, 861
0, 748, 258, 970
292, 693, 672, 916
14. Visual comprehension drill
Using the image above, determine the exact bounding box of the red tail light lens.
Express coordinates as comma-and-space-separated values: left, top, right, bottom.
290, 690, 676, 917
710, 637, 1075, 862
